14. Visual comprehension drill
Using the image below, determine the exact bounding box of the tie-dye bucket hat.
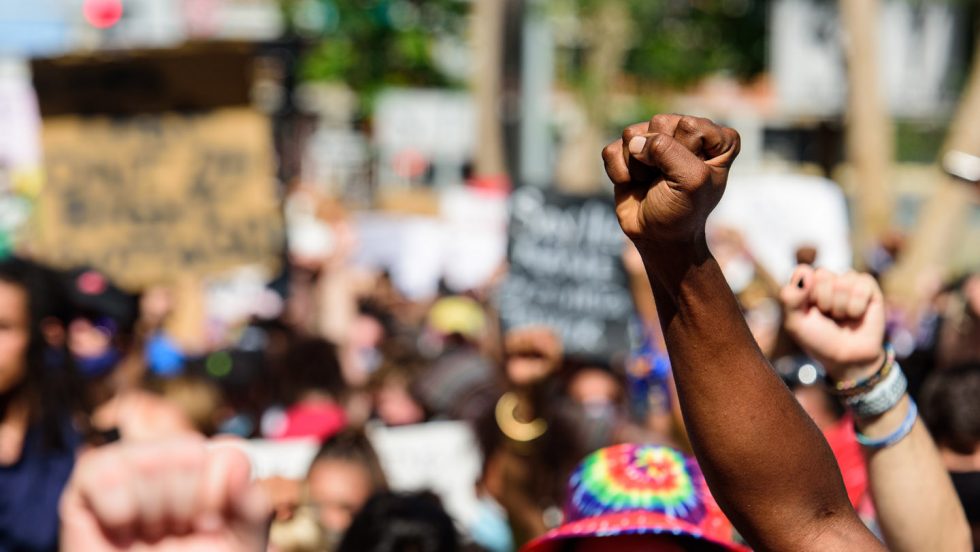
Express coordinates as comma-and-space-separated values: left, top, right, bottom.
521, 444, 748, 552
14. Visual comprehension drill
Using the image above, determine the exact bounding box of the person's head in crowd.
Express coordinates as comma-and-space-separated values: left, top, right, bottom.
61, 268, 139, 385
920, 362, 980, 547
794, 245, 818, 266
563, 355, 627, 451
269, 336, 348, 440
0, 257, 83, 448
521, 444, 746, 552
307, 430, 389, 547
423, 295, 487, 355
935, 272, 980, 370
414, 345, 501, 422
351, 299, 394, 362
279, 337, 347, 405
0, 257, 86, 552
337, 491, 459, 552
368, 353, 429, 426
504, 326, 563, 388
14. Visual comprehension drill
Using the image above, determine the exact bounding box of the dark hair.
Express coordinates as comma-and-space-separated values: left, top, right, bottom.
0, 257, 85, 450
337, 491, 459, 552
310, 429, 388, 491
277, 337, 345, 405
920, 362, 980, 455
358, 299, 395, 340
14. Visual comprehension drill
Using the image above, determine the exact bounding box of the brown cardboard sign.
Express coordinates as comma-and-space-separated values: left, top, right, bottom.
31, 108, 283, 290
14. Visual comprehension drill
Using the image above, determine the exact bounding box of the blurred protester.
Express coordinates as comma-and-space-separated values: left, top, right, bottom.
521, 443, 747, 552
477, 326, 585, 546
59, 438, 271, 551
307, 430, 388, 546
60, 268, 195, 443
562, 356, 629, 452
920, 363, 980, 550
936, 272, 980, 370
268, 430, 388, 552
59, 269, 140, 387
368, 352, 430, 427
0, 258, 86, 551
264, 337, 347, 441
336, 491, 459, 552
414, 296, 500, 423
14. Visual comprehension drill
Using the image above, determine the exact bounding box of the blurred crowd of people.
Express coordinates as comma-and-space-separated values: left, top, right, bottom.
1, 166, 979, 551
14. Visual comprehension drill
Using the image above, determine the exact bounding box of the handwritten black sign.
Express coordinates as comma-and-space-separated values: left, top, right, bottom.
497, 187, 633, 358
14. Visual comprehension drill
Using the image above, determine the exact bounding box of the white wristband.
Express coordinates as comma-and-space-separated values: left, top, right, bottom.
844, 361, 907, 418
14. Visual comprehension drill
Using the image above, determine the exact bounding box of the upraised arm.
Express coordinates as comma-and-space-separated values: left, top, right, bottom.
782, 266, 971, 552
601, 114, 883, 551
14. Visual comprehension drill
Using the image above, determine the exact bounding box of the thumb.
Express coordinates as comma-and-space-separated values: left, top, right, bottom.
780, 264, 815, 312
628, 133, 711, 188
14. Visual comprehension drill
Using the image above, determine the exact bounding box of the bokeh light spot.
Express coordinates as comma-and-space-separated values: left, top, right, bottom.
83, 0, 124, 29
206, 351, 233, 378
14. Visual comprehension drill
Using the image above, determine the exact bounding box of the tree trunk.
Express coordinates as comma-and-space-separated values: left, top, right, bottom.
471, 0, 508, 179
555, 0, 632, 194
839, 0, 895, 262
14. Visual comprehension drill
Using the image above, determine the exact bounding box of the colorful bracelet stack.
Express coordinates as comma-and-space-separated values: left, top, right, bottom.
825, 344, 915, 450
826, 344, 895, 397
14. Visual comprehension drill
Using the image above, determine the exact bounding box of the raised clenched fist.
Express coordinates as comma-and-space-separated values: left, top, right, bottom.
780, 265, 886, 381
60, 439, 270, 552
601, 114, 740, 246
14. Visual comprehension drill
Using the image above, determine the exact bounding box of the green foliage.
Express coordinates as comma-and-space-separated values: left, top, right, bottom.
287, 0, 468, 113
555, 0, 767, 89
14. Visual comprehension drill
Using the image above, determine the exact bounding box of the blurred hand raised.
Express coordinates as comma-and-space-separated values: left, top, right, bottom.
60, 439, 270, 552
780, 266, 886, 380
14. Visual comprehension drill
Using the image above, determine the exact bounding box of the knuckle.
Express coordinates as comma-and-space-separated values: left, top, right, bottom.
647, 133, 673, 156
601, 143, 617, 163
649, 113, 674, 129
677, 115, 706, 136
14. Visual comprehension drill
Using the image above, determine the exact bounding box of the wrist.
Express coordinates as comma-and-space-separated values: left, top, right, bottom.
824, 347, 887, 386
854, 394, 910, 434
634, 235, 711, 286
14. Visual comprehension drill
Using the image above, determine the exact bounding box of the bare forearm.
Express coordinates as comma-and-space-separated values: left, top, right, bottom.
858, 396, 972, 552
639, 240, 876, 550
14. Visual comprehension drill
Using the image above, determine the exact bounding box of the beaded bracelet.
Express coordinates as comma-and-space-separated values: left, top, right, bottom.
855, 399, 917, 450
827, 344, 895, 397
844, 360, 908, 418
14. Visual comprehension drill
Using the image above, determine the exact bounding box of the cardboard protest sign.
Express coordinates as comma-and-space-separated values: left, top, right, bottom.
31, 108, 283, 290
497, 187, 632, 358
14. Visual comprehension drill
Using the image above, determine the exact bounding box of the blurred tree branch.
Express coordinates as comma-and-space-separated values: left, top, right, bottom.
885, 28, 980, 312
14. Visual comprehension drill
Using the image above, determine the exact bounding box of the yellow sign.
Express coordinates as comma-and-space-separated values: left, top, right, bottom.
31, 109, 283, 290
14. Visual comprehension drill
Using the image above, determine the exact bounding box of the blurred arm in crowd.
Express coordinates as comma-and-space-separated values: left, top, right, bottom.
781, 267, 971, 552
602, 114, 883, 551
